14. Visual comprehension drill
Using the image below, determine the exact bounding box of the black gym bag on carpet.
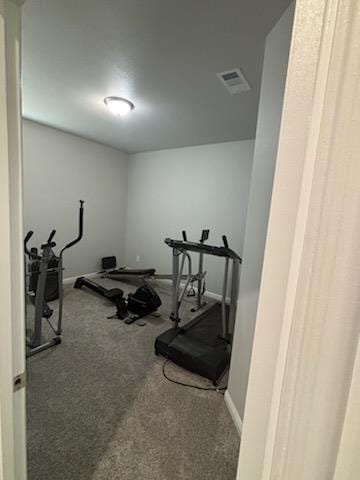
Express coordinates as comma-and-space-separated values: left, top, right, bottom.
127, 284, 161, 318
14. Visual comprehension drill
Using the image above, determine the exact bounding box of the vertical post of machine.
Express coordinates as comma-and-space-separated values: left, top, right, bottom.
221, 257, 229, 338
228, 258, 241, 340
196, 229, 209, 310
32, 250, 49, 347
171, 247, 180, 326
57, 249, 64, 335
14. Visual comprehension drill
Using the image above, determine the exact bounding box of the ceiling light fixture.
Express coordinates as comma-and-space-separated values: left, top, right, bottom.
104, 96, 134, 117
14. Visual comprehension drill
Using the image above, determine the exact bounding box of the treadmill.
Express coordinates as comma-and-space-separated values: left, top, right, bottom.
155, 234, 241, 385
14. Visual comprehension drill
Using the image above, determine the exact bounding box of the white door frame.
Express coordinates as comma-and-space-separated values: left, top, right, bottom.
1, 0, 359, 479
237, 0, 360, 478
0, 1, 26, 480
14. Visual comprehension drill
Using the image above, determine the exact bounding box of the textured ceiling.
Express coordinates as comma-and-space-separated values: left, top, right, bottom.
22, 0, 292, 153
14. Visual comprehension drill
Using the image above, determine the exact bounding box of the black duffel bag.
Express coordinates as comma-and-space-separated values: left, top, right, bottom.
127, 284, 162, 318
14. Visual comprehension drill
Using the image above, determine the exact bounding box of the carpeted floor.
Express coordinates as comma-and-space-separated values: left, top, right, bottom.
26, 276, 240, 480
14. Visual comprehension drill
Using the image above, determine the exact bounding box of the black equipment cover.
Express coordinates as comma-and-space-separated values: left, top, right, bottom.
29, 256, 59, 301
127, 284, 162, 318
102, 256, 117, 270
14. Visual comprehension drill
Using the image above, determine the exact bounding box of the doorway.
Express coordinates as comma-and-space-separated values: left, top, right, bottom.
2, 0, 296, 478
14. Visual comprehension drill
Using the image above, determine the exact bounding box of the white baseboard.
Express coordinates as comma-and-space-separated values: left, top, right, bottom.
204, 289, 230, 303
224, 390, 243, 436
155, 277, 230, 304
63, 272, 98, 285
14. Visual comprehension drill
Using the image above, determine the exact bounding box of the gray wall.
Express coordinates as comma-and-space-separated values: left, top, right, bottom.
228, 3, 295, 419
22, 120, 129, 278
125, 141, 254, 295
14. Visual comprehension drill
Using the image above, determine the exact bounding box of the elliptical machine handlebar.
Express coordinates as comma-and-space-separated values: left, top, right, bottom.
47, 229, 57, 244
24, 230, 34, 245
41, 229, 57, 249
60, 200, 84, 255
24, 230, 40, 259
57, 200, 85, 336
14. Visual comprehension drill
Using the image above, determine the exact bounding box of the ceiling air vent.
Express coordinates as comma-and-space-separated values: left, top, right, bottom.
217, 68, 251, 94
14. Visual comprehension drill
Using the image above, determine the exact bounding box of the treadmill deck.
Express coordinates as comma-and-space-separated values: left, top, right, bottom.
155, 303, 230, 384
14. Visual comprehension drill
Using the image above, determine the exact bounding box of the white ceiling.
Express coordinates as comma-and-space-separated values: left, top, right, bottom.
22, 0, 292, 153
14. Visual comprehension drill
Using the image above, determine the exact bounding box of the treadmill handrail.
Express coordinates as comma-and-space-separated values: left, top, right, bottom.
164, 238, 242, 262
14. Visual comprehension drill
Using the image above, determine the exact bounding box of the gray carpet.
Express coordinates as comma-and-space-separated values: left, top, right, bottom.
26, 277, 240, 480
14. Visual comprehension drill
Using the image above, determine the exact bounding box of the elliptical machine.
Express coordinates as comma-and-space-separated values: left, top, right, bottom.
24, 200, 84, 357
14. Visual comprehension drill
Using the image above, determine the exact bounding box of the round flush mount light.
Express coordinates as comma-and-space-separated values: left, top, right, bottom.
104, 96, 134, 117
